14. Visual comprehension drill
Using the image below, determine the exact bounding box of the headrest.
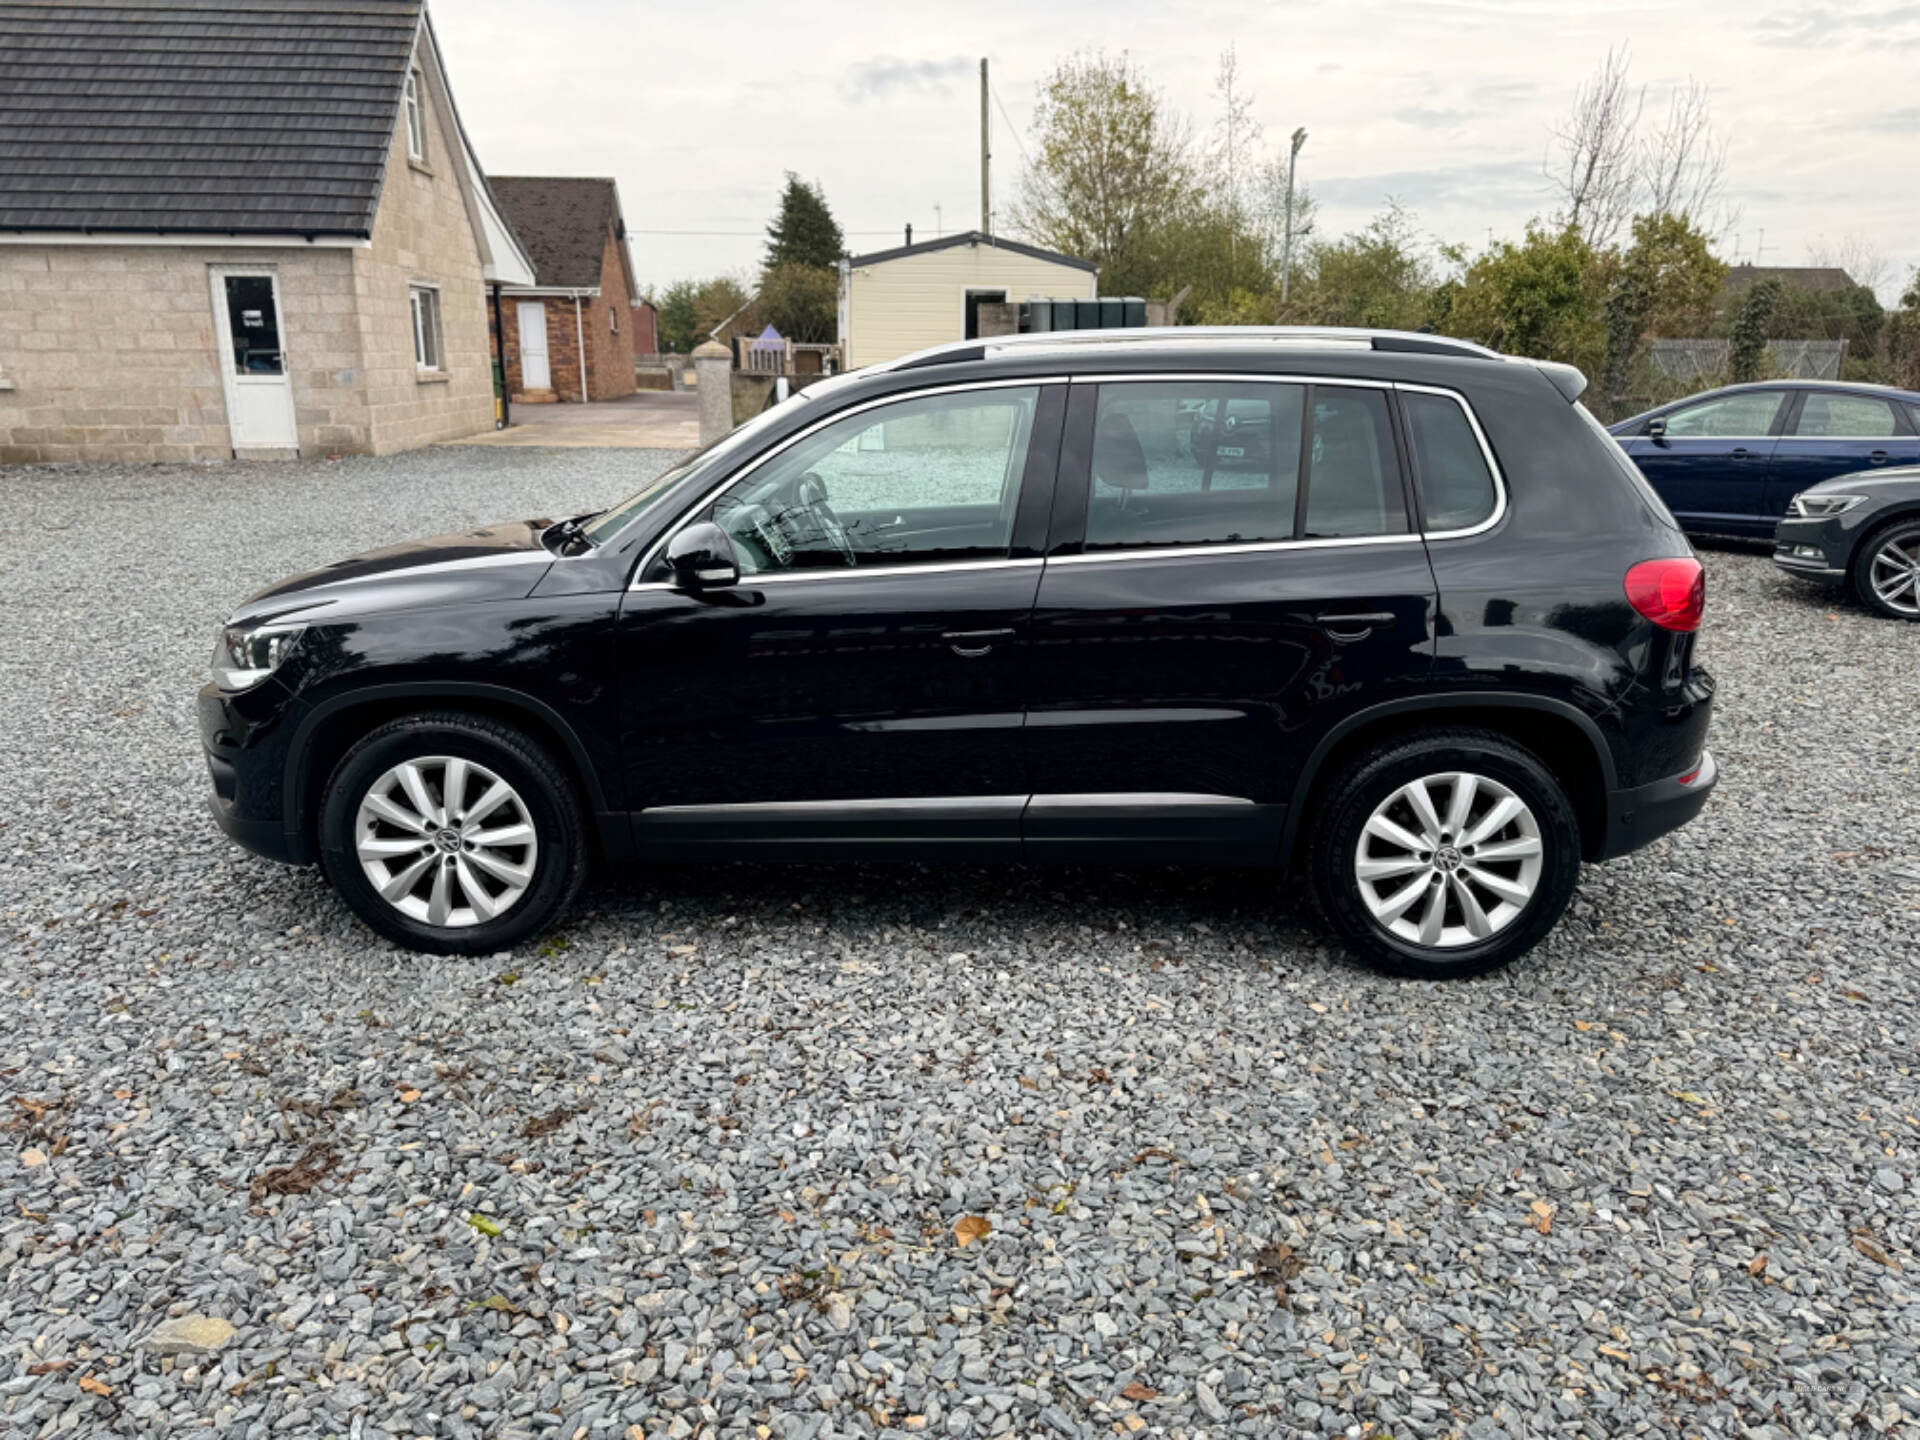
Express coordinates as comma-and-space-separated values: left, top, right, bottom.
1093, 410, 1149, 491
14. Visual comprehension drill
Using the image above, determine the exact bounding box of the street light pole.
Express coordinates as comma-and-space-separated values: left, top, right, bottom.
1280, 127, 1307, 305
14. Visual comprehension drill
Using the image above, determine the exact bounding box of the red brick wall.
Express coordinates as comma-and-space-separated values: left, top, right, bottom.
630, 301, 658, 357
494, 293, 583, 401
583, 230, 636, 402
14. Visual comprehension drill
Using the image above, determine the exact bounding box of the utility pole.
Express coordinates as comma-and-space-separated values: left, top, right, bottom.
934, 203, 943, 237
980, 58, 991, 236
1280, 127, 1307, 304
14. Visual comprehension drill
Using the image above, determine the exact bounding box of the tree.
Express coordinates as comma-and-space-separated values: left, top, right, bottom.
1546, 46, 1642, 247
1009, 51, 1196, 291
655, 278, 699, 354
1730, 277, 1782, 383
764, 173, 844, 270
1207, 46, 1261, 266
759, 261, 838, 343
1885, 270, 1920, 390
1291, 202, 1439, 331
1450, 224, 1612, 377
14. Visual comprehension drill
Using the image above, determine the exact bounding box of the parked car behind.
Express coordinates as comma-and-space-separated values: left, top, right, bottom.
1774, 465, 1920, 620
1609, 381, 1920, 537
201, 327, 1717, 978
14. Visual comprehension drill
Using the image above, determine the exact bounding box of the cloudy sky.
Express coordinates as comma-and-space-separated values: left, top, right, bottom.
432, 0, 1920, 301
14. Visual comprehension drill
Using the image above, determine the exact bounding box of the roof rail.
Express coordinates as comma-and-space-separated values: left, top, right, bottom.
879, 326, 1504, 373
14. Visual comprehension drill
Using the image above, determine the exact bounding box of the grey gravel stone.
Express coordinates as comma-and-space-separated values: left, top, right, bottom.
2, 466, 1918, 1440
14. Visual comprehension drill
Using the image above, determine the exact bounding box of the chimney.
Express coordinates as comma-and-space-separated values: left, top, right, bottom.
904, 223, 913, 246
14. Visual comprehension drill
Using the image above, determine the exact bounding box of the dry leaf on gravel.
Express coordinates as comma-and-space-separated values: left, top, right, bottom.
1121, 1381, 1157, 1402
1529, 1200, 1554, 1235
77, 1376, 111, 1396
249, 1143, 338, 1200
953, 1215, 991, 1247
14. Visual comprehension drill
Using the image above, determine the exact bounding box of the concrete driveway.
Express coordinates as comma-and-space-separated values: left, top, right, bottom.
444, 388, 699, 449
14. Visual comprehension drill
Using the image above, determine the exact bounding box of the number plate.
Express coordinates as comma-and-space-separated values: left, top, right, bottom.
1217, 446, 1245, 458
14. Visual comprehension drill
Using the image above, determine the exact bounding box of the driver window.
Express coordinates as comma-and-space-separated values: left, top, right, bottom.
710, 385, 1039, 574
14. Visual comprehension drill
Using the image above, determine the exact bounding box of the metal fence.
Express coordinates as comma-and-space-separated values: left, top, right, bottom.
1649, 338, 1849, 383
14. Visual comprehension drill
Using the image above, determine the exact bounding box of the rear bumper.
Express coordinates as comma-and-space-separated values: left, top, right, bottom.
1597, 749, 1717, 861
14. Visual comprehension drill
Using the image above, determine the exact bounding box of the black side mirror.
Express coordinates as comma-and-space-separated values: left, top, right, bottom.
665, 521, 739, 591
1646, 415, 1667, 439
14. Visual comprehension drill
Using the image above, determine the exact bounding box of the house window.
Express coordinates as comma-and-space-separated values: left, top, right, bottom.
610, 306, 618, 334
410, 285, 442, 370
404, 69, 426, 161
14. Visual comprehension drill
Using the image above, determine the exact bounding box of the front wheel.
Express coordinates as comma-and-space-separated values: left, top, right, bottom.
1851, 518, 1920, 621
318, 712, 587, 955
1309, 730, 1582, 979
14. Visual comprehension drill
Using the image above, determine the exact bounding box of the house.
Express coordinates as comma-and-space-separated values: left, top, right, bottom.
489, 178, 640, 404
630, 299, 660, 358
1723, 264, 1859, 297
0, 0, 535, 463
836, 230, 1097, 369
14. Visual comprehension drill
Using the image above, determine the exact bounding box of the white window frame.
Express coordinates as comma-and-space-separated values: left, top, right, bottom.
610, 305, 619, 335
404, 68, 426, 162
410, 283, 443, 371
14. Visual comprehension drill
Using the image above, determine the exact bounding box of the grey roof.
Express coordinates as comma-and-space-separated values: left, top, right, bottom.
0, 0, 422, 237
847, 229, 1097, 274
489, 176, 637, 299
1723, 264, 1859, 294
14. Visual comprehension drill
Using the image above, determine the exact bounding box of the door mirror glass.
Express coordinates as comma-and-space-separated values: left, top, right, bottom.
666, 522, 739, 590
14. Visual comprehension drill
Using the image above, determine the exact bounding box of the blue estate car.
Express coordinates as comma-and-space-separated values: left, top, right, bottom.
1608, 381, 1920, 537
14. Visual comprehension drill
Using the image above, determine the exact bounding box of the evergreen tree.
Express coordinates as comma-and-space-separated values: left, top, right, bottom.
764, 174, 844, 270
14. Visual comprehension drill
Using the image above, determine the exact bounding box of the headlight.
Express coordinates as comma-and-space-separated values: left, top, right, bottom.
1790, 492, 1866, 519
212, 622, 305, 691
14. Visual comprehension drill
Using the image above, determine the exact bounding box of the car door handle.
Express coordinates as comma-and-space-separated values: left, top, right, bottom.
1315, 610, 1395, 641
1869, 450, 1890, 464
942, 627, 1015, 658
1730, 447, 1758, 461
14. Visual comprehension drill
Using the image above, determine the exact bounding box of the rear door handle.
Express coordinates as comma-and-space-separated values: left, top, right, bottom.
1869, 450, 1890, 464
1730, 447, 1757, 461
943, 627, 1015, 658
1315, 610, 1395, 641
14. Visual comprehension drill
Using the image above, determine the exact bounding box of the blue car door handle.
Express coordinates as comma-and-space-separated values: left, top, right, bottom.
1730, 447, 1758, 461
1869, 450, 1890, 464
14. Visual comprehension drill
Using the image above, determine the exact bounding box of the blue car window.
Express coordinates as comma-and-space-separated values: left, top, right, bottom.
1661, 392, 1783, 438
1794, 393, 1898, 437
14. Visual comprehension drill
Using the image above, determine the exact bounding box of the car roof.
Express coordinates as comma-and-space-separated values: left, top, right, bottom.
1655, 379, 1920, 404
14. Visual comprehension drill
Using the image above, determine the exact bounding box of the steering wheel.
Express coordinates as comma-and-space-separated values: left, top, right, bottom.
795, 471, 858, 566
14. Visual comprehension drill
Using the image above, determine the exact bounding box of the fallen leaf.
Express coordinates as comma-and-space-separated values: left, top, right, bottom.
468, 1212, 504, 1238
1573, 1020, 1596, 1032
1852, 1234, 1900, 1271
1121, 1381, 1158, 1403
398, 1089, 421, 1104
1529, 1200, 1554, 1235
112, 1089, 132, 1100
1669, 1090, 1709, 1106
78, 1375, 111, 1396
249, 1144, 338, 1200
25, 1360, 70, 1376
953, 1214, 991, 1248
1748, 1253, 1768, 1277
1019, 1076, 1039, 1090
20, 1148, 46, 1168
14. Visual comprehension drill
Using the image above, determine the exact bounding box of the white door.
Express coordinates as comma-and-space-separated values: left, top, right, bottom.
210, 268, 298, 452
518, 302, 550, 390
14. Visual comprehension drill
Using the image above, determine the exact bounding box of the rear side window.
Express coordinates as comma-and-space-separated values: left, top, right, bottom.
1403, 390, 1498, 532
1087, 381, 1303, 551
1085, 380, 1405, 551
1794, 392, 1898, 437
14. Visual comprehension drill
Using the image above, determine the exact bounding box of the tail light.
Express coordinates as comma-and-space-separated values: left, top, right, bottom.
1624, 557, 1706, 632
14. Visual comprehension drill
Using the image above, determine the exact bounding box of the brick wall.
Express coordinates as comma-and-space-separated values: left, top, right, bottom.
0, 243, 362, 464
348, 43, 494, 454
583, 230, 636, 402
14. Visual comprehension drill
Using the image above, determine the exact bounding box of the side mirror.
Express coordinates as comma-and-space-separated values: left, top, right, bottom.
665, 521, 739, 591
1646, 415, 1667, 439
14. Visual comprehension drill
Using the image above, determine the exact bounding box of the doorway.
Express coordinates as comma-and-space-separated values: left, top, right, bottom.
963, 288, 1008, 341
517, 301, 550, 390
210, 267, 297, 454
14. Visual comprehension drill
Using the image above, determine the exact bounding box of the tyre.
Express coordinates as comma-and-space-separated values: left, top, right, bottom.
1308, 729, 1583, 979
1850, 517, 1920, 621
318, 711, 587, 955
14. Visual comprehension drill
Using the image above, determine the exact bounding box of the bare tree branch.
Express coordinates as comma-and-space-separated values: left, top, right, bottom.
1546, 45, 1642, 247
1639, 79, 1731, 231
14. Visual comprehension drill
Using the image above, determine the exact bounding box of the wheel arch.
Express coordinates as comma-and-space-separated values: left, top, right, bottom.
1281, 694, 1617, 866
284, 683, 610, 860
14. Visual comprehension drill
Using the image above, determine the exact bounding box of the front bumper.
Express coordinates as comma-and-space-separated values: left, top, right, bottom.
1597, 749, 1718, 861
1772, 515, 1849, 582
199, 681, 311, 865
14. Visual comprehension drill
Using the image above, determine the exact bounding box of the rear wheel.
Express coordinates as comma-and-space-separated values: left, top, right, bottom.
1309, 730, 1582, 978
1851, 518, 1920, 621
319, 712, 586, 954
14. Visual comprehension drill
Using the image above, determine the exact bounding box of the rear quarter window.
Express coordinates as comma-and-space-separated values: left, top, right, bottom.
1403, 390, 1498, 532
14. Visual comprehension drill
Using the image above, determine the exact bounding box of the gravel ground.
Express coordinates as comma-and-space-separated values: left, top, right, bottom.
2, 451, 1918, 1440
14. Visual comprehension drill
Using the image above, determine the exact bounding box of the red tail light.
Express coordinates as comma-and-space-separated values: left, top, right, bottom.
1624, 558, 1705, 632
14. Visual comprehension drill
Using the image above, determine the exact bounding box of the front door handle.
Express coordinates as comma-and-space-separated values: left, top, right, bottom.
1869, 450, 1890, 464
943, 627, 1015, 658
1730, 447, 1757, 461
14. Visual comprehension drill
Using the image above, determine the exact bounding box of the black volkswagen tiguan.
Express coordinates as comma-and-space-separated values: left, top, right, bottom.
201, 328, 1717, 977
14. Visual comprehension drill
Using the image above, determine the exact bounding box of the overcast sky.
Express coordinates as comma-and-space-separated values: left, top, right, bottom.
433, 0, 1920, 302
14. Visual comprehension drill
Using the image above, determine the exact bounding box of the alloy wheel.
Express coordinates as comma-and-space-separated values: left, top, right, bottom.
1354, 771, 1544, 949
355, 756, 538, 928
1867, 533, 1920, 616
